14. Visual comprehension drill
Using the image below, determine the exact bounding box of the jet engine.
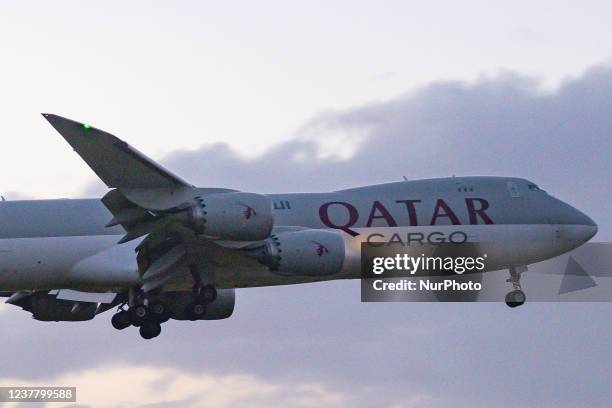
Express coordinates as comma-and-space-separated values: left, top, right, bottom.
12, 292, 97, 322
178, 192, 274, 241
163, 289, 235, 320
249, 229, 346, 276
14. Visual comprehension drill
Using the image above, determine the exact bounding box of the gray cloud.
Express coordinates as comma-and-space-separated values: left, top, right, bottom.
22, 65, 612, 406
157, 65, 611, 238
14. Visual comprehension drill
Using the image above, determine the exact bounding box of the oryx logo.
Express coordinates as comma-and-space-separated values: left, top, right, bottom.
240, 203, 257, 219
312, 241, 329, 257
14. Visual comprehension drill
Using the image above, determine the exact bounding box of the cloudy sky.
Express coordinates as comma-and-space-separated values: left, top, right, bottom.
0, 1, 611, 407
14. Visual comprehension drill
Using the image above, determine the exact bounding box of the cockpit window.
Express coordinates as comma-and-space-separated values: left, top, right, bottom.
528, 184, 545, 192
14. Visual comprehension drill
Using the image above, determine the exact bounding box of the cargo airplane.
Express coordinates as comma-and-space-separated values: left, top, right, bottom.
0, 114, 597, 339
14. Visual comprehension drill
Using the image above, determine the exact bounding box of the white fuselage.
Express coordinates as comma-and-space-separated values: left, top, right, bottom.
0, 177, 597, 293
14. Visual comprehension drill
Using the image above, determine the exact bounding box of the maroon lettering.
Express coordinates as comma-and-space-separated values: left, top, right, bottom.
366, 201, 397, 227
319, 202, 360, 236
430, 199, 461, 225
465, 198, 494, 224
395, 199, 421, 226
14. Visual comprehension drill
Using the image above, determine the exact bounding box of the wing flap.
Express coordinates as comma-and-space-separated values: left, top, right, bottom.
55, 289, 117, 304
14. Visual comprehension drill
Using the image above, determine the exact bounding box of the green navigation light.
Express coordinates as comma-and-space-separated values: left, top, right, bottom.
83, 124, 91, 129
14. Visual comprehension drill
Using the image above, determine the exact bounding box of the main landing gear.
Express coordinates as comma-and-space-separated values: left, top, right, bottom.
185, 264, 217, 321
110, 288, 171, 339
139, 319, 162, 340
505, 266, 527, 308
131, 301, 168, 339
110, 265, 219, 339
111, 302, 167, 339
111, 309, 131, 330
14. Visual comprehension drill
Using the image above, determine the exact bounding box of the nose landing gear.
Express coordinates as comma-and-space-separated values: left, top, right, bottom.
505, 266, 527, 308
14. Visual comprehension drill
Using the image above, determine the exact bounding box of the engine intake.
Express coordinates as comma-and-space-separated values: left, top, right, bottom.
250, 229, 345, 276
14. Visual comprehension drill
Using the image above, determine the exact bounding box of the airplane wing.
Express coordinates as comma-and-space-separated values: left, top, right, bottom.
42, 114, 266, 294
42, 114, 192, 189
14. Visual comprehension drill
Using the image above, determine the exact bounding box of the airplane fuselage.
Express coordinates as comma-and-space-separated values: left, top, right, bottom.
0, 176, 597, 293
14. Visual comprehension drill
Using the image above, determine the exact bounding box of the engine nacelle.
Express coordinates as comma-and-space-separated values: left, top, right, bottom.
15, 293, 97, 322
164, 289, 235, 320
252, 229, 345, 276
181, 192, 274, 241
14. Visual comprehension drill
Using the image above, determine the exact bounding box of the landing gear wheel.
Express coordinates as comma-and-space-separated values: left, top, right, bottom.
111, 311, 131, 330
505, 290, 526, 308
189, 263, 218, 302
129, 304, 149, 326
149, 301, 170, 323
185, 302, 206, 321
139, 321, 162, 339
505, 266, 527, 308
200, 285, 217, 303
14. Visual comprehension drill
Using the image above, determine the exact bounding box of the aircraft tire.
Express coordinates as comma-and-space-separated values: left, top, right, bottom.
505, 290, 526, 308
200, 285, 218, 304
111, 311, 131, 330
139, 321, 162, 339
149, 301, 170, 323
185, 302, 206, 321
129, 304, 149, 326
